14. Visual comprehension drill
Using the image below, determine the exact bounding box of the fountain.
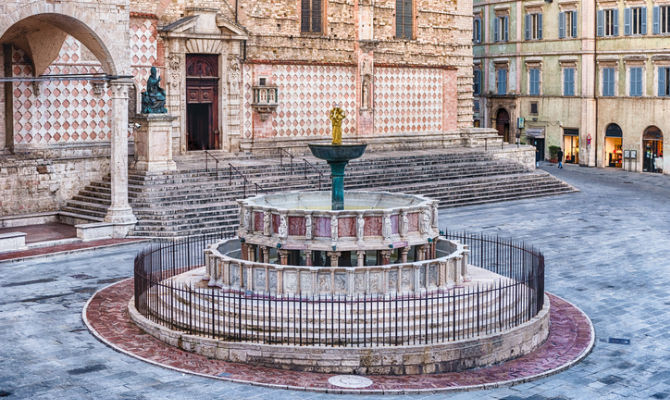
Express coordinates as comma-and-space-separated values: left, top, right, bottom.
308, 106, 366, 210
129, 108, 550, 375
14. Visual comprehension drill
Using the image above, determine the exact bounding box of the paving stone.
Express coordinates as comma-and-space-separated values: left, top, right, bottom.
0, 165, 668, 399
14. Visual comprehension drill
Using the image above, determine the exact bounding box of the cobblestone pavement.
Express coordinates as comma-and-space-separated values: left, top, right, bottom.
1, 164, 669, 400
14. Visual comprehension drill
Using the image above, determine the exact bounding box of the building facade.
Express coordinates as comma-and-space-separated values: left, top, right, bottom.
0, 0, 490, 221
474, 0, 668, 174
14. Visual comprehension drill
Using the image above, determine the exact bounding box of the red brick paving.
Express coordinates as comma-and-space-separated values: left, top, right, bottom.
85, 279, 593, 393
0, 238, 144, 262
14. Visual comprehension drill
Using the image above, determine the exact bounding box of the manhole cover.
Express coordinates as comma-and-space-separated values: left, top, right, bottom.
328, 375, 373, 389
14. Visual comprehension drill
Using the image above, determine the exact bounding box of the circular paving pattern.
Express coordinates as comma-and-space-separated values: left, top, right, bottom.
83, 278, 594, 394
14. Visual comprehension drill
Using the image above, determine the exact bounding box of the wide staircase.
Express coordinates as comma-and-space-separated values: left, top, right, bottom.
61, 149, 576, 237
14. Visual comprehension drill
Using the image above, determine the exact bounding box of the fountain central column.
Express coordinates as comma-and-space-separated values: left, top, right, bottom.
328, 160, 347, 210
308, 144, 367, 210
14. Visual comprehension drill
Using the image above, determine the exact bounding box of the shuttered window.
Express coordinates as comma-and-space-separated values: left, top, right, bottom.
625, 7, 647, 36
497, 69, 507, 95
396, 0, 413, 39
597, 9, 619, 37
473, 17, 482, 43
653, 6, 670, 35
559, 11, 578, 38
524, 13, 543, 40
563, 68, 575, 96
529, 68, 540, 95
301, 0, 322, 33
629, 67, 643, 96
602, 67, 616, 97
494, 15, 509, 42
658, 67, 670, 96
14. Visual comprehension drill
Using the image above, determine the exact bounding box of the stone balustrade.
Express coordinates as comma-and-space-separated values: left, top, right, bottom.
237, 191, 440, 252
205, 237, 469, 297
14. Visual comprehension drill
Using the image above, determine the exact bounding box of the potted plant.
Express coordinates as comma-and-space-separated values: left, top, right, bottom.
548, 145, 561, 163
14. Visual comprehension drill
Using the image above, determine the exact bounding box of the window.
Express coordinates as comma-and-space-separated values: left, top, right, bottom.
525, 13, 543, 40
497, 68, 508, 95
597, 9, 619, 37
653, 6, 670, 35
494, 15, 509, 42
602, 67, 616, 96
625, 7, 647, 35
563, 68, 575, 96
530, 102, 538, 114
473, 17, 482, 43
630, 67, 643, 96
396, 0, 413, 39
658, 67, 670, 96
474, 100, 480, 113
301, 0, 322, 33
529, 68, 541, 95
559, 11, 578, 38
474, 69, 482, 95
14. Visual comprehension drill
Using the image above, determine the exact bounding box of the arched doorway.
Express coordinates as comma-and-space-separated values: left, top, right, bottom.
495, 108, 510, 143
605, 123, 623, 168
643, 126, 663, 173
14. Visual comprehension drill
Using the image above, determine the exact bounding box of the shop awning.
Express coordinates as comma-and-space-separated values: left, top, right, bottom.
525, 128, 545, 138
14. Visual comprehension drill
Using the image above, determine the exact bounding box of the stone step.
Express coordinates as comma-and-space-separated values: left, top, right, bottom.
64, 148, 575, 237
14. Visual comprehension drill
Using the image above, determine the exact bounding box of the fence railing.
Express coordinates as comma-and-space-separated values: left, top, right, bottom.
134, 231, 545, 347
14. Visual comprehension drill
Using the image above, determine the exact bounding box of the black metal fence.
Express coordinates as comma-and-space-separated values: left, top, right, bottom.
134, 231, 545, 347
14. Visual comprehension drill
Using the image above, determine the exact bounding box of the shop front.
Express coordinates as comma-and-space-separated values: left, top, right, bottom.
643, 126, 663, 173
563, 129, 579, 164
525, 128, 545, 163
605, 123, 623, 168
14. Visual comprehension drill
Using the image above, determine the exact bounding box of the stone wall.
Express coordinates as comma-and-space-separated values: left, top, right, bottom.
129, 294, 550, 375
0, 153, 109, 216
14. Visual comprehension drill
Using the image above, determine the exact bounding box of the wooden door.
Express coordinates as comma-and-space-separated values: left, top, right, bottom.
186, 54, 219, 151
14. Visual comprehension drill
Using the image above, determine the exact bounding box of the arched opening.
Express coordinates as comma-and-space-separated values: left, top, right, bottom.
643, 126, 663, 173
0, 11, 135, 233
495, 108, 510, 143
0, 13, 117, 76
605, 123, 623, 168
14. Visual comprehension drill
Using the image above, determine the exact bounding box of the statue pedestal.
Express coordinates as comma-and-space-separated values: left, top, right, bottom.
133, 114, 177, 172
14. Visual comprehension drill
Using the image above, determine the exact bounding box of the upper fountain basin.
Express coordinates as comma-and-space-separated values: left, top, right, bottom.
308, 143, 368, 162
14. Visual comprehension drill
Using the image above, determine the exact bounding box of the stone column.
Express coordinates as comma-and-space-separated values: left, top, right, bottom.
357, 250, 366, 266
305, 250, 313, 266
240, 242, 248, 261
400, 247, 410, 263
278, 249, 289, 265
262, 246, 270, 263
328, 251, 341, 267
380, 250, 392, 265
417, 245, 426, 261
247, 244, 256, 262
105, 79, 137, 234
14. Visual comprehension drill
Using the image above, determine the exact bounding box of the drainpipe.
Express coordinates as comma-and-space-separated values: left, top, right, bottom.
593, 4, 599, 167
